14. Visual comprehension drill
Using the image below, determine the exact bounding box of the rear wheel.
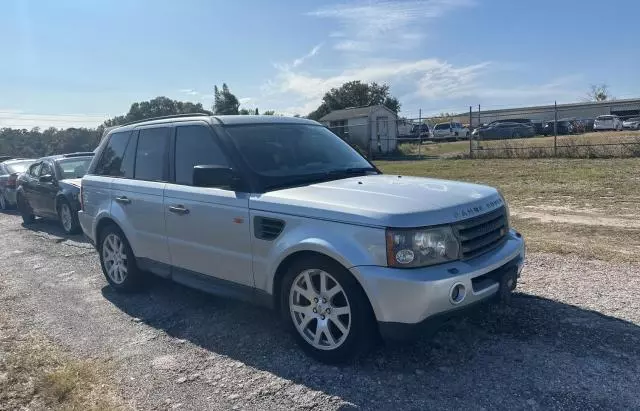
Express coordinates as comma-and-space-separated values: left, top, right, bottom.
17, 194, 35, 224
98, 225, 146, 292
57, 199, 80, 235
0, 194, 7, 211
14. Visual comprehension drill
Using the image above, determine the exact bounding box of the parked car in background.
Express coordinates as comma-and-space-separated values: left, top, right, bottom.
79, 114, 525, 363
580, 118, 595, 132
475, 122, 535, 140
16, 152, 94, 234
432, 122, 469, 141
0, 156, 14, 162
543, 120, 574, 136
532, 121, 545, 135
570, 119, 585, 134
623, 117, 640, 130
593, 115, 623, 131
487, 118, 535, 128
0, 158, 35, 210
410, 123, 431, 141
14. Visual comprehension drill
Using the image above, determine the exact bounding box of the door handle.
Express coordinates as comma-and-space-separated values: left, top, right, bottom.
169, 205, 190, 215
114, 196, 131, 204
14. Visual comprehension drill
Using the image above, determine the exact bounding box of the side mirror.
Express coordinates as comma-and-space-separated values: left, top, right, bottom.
193, 165, 239, 189
39, 174, 54, 183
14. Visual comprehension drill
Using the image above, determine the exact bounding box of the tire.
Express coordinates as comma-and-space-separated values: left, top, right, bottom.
0, 193, 7, 211
280, 255, 376, 364
511, 132, 520, 139
98, 224, 146, 292
57, 198, 81, 235
17, 194, 35, 224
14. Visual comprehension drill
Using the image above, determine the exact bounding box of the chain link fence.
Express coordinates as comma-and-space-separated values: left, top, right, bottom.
325, 100, 640, 160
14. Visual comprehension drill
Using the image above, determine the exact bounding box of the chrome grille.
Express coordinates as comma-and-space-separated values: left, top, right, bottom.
454, 207, 508, 259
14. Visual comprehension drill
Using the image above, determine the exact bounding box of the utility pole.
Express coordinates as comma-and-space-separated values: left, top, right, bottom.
417, 108, 422, 159
554, 100, 558, 156
469, 106, 473, 158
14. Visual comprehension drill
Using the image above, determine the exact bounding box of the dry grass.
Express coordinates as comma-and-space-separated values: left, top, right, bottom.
0, 315, 126, 411
376, 158, 640, 263
398, 131, 640, 158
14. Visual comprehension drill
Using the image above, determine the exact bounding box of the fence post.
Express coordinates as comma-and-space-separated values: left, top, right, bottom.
469, 106, 473, 158
554, 100, 558, 157
417, 109, 422, 159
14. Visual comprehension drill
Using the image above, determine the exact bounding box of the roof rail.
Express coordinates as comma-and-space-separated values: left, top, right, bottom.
119, 113, 211, 127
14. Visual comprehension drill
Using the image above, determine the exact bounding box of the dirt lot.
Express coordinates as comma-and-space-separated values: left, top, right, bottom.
2, 158, 640, 410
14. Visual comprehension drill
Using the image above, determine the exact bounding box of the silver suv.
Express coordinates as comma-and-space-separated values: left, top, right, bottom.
80, 114, 525, 363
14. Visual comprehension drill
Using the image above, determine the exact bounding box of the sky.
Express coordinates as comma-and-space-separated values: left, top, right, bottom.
1, 0, 639, 129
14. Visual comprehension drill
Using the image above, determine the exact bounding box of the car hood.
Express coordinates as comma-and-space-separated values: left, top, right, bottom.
250, 175, 503, 228
60, 178, 82, 188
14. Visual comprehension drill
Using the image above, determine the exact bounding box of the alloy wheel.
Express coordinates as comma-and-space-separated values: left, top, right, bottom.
289, 269, 351, 351
102, 233, 128, 284
60, 203, 73, 232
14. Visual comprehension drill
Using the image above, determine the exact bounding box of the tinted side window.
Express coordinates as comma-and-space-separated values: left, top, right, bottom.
95, 131, 132, 177
29, 163, 41, 177
174, 125, 228, 185
39, 162, 53, 177
134, 127, 170, 181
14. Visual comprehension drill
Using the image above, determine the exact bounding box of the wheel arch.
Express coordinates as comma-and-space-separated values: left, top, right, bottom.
95, 216, 125, 248
271, 250, 375, 319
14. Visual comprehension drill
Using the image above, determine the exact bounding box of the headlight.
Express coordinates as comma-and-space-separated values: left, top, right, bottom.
497, 189, 510, 228
386, 226, 460, 268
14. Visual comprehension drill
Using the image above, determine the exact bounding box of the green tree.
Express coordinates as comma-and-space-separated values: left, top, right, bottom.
308, 81, 401, 120
213, 83, 240, 115
103, 96, 211, 127
255, 108, 259, 115
239, 108, 251, 115
263, 110, 276, 116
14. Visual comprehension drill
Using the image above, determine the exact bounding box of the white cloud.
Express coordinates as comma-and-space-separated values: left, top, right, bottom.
308, 0, 475, 51
179, 88, 200, 96
0, 110, 107, 129
264, 58, 490, 114
292, 44, 323, 68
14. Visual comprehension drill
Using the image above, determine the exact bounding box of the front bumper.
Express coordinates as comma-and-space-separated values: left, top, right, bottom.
349, 229, 525, 340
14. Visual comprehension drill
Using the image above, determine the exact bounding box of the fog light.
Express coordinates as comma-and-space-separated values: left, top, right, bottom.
395, 249, 415, 264
450, 283, 466, 304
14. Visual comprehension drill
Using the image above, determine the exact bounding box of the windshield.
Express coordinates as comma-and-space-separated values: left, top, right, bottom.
596, 116, 613, 120
226, 124, 376, 184
434, 123, 450, 130
5, 160, 34, 174
626, 117, 640, 122
57, 157, 93, 179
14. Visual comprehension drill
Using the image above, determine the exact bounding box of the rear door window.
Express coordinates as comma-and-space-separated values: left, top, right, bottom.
95, 131, 133, 177
134, 127, 170, 182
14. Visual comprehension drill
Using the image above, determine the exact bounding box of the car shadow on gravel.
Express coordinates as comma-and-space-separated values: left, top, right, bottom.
101, 278, 640, 409
20, 218, 88, 244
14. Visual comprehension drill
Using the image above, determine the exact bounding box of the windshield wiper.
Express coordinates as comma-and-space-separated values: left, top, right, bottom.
325, 167, 378, 177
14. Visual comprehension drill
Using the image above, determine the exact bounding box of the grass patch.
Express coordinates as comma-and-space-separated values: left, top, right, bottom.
405, 131, 640, 158
376, 158, 640, 262
0, 315, 126, 410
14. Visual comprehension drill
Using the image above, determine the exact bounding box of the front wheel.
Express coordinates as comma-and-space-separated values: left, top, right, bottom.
98, 225, 146, 292
58, 199, 81, 235
17, 194, 35, 224
281, 256, 376, 364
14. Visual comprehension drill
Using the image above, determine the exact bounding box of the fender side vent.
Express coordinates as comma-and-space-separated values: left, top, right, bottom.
254, 217, 285, 241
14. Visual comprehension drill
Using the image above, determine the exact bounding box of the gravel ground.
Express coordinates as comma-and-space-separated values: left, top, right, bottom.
0, 211, 639, 410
